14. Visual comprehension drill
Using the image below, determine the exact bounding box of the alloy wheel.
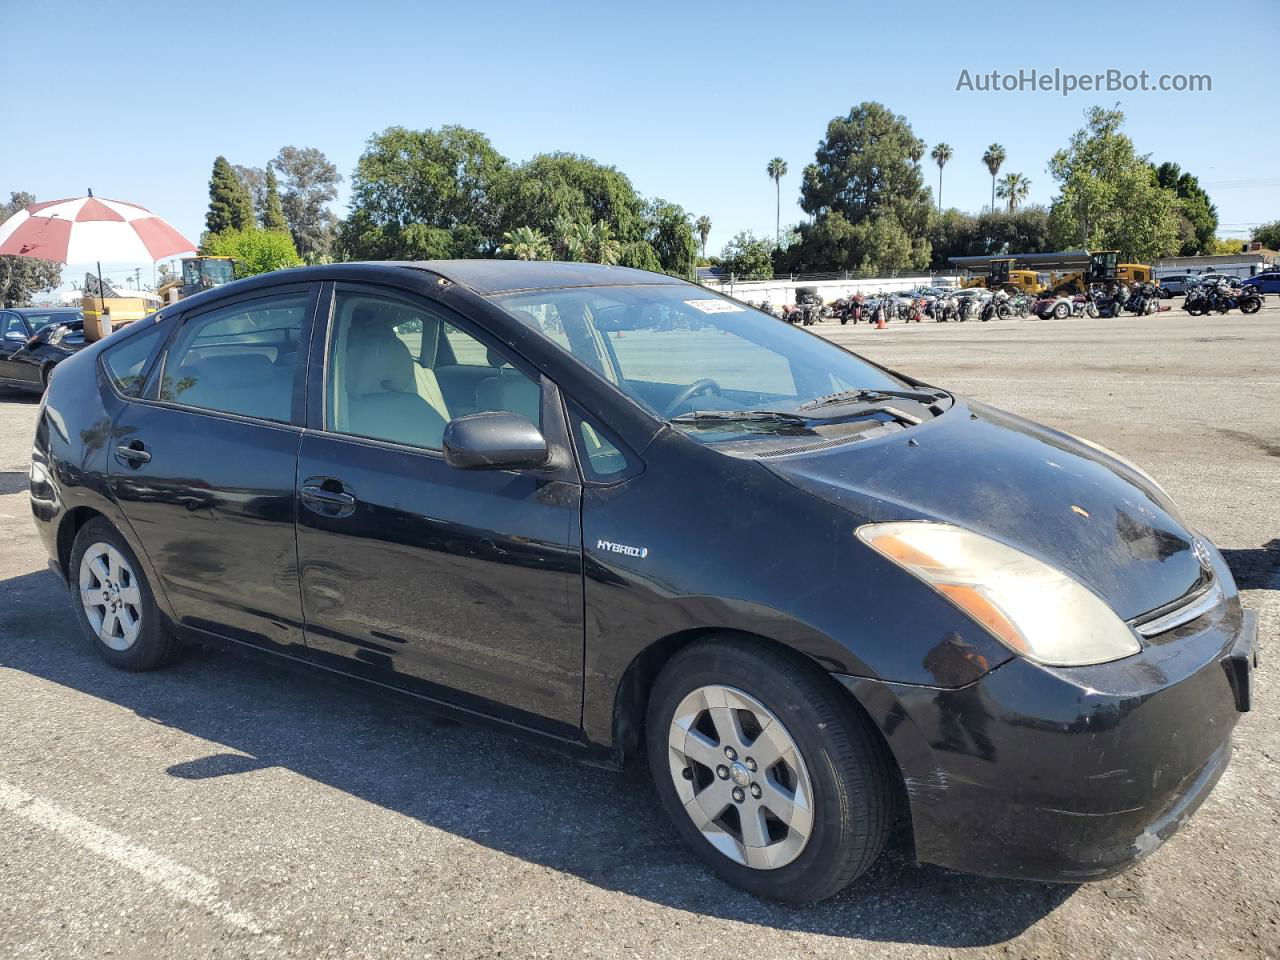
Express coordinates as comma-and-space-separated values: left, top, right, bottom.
667, 684, 814, 870
78, 542, 143, 651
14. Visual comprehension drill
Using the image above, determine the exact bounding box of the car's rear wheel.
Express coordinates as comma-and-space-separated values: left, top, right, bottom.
70, 518, 176, 670
646, 638, 896, 903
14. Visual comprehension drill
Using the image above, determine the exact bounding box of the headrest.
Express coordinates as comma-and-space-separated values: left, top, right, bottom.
183, 353, 275, 389
346, 327, 416, 397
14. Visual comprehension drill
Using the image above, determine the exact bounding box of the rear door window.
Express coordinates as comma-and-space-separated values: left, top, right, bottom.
157, 292, 310, 423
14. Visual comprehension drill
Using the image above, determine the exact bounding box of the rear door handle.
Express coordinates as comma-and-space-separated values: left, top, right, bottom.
115, 442, 151, 465
300, 480, 357, 517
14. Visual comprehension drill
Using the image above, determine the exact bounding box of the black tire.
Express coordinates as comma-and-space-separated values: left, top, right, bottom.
69, 518, 178, 671
646, 637, 896, 903
1053, 302, 1069, 320
1241, 296, 1261, 315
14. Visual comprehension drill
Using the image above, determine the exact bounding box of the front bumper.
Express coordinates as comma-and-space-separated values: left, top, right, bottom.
840, 600, 1257, 882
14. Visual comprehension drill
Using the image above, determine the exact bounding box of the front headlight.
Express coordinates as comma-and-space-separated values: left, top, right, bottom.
857, 521, 1141, 667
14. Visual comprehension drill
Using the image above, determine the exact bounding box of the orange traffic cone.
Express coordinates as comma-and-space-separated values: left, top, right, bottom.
876, 309, 886, 330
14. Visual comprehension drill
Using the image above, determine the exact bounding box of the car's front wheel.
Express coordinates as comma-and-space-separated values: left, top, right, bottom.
70, 518, 177, 670
646, 638, 896, 903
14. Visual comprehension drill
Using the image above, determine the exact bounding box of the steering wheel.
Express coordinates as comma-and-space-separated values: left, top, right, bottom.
663, 378, 723, 416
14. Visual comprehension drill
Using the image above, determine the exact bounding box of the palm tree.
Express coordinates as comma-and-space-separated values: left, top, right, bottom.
695, 215, 712, 259
982, 144, 1006, 214
501, 226, 551, 261
766, 157, 787, 248
996, 173, 1031, 213
930, 143, 953, 209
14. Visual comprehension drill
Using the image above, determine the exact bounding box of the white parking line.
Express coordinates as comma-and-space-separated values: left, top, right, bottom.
0, 776, 275, 941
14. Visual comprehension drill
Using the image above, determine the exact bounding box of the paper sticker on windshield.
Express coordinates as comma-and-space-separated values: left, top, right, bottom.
684, 299, 745, 314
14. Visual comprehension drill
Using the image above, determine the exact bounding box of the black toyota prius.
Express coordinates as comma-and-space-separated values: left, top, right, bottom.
29, 261, 1257, 902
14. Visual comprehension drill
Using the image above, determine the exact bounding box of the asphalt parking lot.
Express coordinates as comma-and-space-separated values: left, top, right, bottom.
1, 303, 1277, 959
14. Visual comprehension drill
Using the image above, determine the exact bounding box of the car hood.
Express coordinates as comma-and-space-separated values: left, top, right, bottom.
763, 399, 1206, 622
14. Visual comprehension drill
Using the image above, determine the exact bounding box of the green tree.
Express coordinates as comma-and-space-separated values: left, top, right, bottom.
339, 126, 503, 260
996, 172, 1030, 212
695, 215, 711, 258
796, 102, 933, 273
262, 168, 288, 233
982, 144, 1006, 214
1047, 106, 1180, 262
232, 165, 266, 220
0, 192, 63, 306
500, 226, 552, 260
644, 199, 697, 277
766, 157, 787, 248
272, 145, 342, 260
618, 240, 663, 273
1153, 162, 1218, 256
498, 152, 645, 247
720, 231, 774, 280
1252, 220, 1280, 250
202, 227, 303, 277
801, 103, 930, 229
206, 155, 254, 234
930, 142, 952, 209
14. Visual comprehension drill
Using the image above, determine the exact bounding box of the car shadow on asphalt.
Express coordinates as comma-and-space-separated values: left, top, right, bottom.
1221, 540, 1280, 592
0, 567, 1073, 947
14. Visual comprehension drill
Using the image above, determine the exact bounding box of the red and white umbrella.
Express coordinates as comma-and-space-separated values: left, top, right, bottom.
0, 194, 195, 263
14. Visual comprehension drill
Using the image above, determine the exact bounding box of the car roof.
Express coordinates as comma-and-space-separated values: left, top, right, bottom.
167, 260, 691, 314
369, 259, 686, 295
11, 306, 81, 314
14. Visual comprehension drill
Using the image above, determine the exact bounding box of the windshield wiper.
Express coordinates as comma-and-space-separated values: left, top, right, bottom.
670, 410, 810, 425
797, 388, 945, 412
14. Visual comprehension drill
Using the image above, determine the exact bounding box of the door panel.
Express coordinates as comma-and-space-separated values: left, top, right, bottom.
0, 313, 36, 383
296, 434, 584, 727
106, 286, 317, 653
109, 408, 305, 651
296, 284, 584, 730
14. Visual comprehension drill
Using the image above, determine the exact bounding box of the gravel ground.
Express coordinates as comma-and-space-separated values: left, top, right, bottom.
0, 303, 1277, 959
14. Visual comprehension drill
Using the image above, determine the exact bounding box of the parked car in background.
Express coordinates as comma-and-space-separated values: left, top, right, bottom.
0, 307, 87, 392
1242, 270, 1280, 295
31, 261, 1255, 903
1155, 275, 1202, 297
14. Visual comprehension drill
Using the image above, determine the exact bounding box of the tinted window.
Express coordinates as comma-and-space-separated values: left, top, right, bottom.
326, 290, 540, 451
570, 406, 632, 481
102, 323, 166, 397
158, 293, 308, 423
1, 312, 24, 340
23, 311, 81, 331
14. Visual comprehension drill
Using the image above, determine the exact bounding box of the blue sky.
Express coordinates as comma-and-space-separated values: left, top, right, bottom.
3, 0, 1278, 290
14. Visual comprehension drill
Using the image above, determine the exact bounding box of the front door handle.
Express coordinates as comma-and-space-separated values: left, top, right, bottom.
115, 441, 151, 466
300, 479, 357, 517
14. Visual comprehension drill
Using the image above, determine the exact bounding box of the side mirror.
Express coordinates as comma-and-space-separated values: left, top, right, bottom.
443, 411, 549, 470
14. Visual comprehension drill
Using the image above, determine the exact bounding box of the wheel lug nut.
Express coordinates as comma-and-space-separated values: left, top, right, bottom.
724, 746, 736, 761
745, 758, 757, 772
750, 783, 761, 799
716, 765, 729, 780
732, 787, 745, 803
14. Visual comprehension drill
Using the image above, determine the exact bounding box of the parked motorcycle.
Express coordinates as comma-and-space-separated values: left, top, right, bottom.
1184, 277, 1263, 315
979, 289, 1013, 322
1125, 283, 1161, 316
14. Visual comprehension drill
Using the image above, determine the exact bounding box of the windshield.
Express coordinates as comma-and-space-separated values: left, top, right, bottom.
492, 284, 911, 440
